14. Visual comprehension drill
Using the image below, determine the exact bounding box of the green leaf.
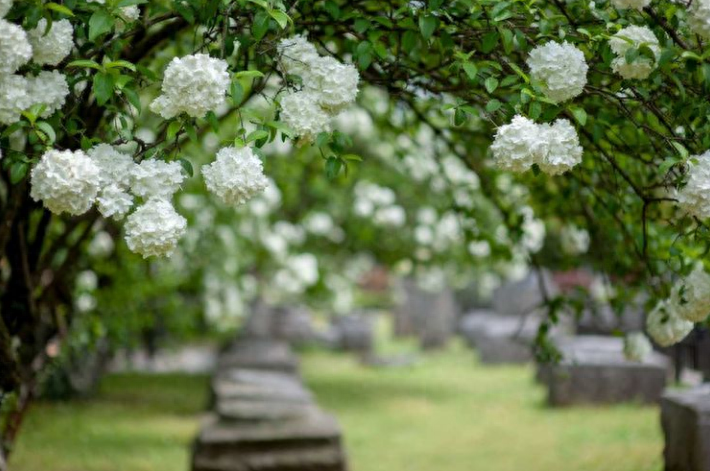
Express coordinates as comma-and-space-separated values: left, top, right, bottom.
402, 30, 418, 53
570, 107, 587, 126
104, 60, 136, 71
268, 9, 290, 29
342, 154, 362, 162
184, 122, 198, 144
174, 1, 195, 24
10, 162, 29, 184
658, 157, 679, 175
116, 0, 148, 6
92, 72, 115, 106
486, 99, 502, 113
35, 122, 56, 144
231, 81, 244, 106
481, 32, 499, 54
178, 158, 194, 177
462, 62, 478, 81
122, 87, 141, 112
672, 142, 689, 159
325, 156, 342, 179
484, 77, 499, 94
67, 59, 103, 71
316, 132, 330, 148
167, 121, 182, 141
235, 70, 265, 80
46, 3, 74, 16
88, 10, 114, 41
246, 130, 269, 143
252, 11, 269, 40
418, 15, 438, 40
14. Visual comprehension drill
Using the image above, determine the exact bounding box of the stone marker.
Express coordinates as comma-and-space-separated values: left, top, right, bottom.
330, 314, 374, 353
192, 411, 346, 471
393, 278, 458, 349
212, 370, 312, 404
492, 270, 558, 317
539, 335, 669, 406
458, 310, 539, 364
661, 383, 710, 471
218, 338, 299, 374
243, 300, 317, 345
576, 302, 645, 335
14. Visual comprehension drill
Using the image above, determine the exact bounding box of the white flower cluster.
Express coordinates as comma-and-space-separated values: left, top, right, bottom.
131, 159, 185, 199
611, 0, 651, 9
490, 115, 583, 175
353, 181, 406, 227
609, 26, 660, 80
30, 149, 100, 215
623, 332, 653, 362
526, 41, 587, 104
30, 143, 190, 258
670, 266, 710, 322
124, 198, 187, 258
646, 300, 693, 347
150, 53, 230, 119
0, 0, 12, 18
202, 146, 268, 206
28, 19, 73, 66
560, 224, 590, 255
88, 144, 135, 219
689, 0, 710, 39
676, 151, 710, 219
272, 253, 320, 296
277, 35, 360, 142
0, 13, 72, 124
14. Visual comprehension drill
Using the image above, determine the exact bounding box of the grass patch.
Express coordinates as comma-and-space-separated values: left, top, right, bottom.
301, 343, 663, 471
10, 374, 209, 471
11, 325, 663, 471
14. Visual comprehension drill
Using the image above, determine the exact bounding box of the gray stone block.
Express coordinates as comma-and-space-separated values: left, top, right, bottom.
211, 370, 313, 405
330, 314, 374, 353
539, 336, 669, 406
661, 384, 710, 471
218, 338, 299, 374
492, 270, 558, 317
393, 278, 458, 349
459, 311, 540, 364
192, 411, 347, 471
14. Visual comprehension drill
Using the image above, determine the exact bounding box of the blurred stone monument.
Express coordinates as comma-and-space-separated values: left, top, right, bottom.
193, 335, 348, 471
459, 310, 540, 364
492, 270, 558, 317
330, 314, 374, 353
661, 383, 710, 471
243, 299, 317, 345
393, 278, 458, 349
538, 335, 669, 406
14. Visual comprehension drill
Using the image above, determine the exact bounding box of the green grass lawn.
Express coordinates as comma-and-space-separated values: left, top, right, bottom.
10, 337, 663, 471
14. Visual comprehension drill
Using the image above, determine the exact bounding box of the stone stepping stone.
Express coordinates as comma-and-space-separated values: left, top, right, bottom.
539, 335, 669, 406
212, 374, 313, 405
192, 411, 346, 471
661, 383, 710, 471
218, 338, 299, 374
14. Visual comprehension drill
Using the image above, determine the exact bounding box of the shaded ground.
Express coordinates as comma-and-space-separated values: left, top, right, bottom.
12, 339, 662, 471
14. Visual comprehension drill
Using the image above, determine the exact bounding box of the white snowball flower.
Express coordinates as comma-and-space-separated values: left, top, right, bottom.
119, 5, 140, 23
609, 26, 660, 80
30, 149, 101, 216
689, 0, 710, 38
677, 151, 710, 219
490, 115, 548, 172
26, 70, 69, 118
624, 332, 653, 362
373, 205, 406, 227
0, 19, 32, 75
304, 56, 360, 111
97, 184, 133, 220
560, 224, 590, 255
0, 74, 30, 125
671, 266, 710, 322
131, 160, 185, 199
611, 0, 651, 9
277, 34, 320, 78
526, 41, 588, 103
646, 300, 693, 347
538, 119, 583, 175
87, 144, 135, 188
202, 146, 269, 205
279, 90, 331, 142
0, 0, 12, 18
28, 19, 73, 66
124, 198, 187, 258
150, 53, 230, 119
